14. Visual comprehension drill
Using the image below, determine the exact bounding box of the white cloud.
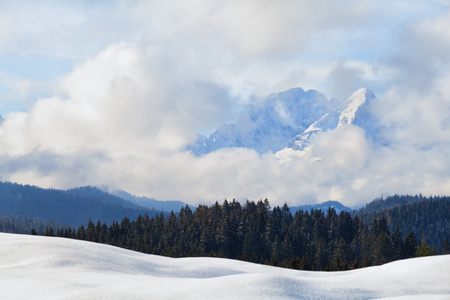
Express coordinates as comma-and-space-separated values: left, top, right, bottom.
384, 3, 450, 92
0, 72, 50, 114
0, 42, 246, 204
0, 0, 402, 101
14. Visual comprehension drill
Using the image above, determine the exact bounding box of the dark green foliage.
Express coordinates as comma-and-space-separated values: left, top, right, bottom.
354, 194, 450, 252
0, 215, 65, 235
39, 196, 448, 271
415, 234, 436, 257
403, 231, 418, 258
441, 238, 450, 254
2, 191, 446, 272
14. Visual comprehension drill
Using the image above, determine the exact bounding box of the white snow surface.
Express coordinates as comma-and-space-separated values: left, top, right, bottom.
1, 233, 449, 300
337, 88, 370, 127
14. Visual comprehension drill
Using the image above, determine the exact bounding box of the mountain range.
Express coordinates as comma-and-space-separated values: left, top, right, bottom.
187, 88, 340, 155
188, 87, 379, 158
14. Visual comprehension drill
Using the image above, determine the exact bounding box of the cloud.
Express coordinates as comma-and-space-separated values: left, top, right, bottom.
0, 42, 245, 204
0, 150, 108, 188
0, 0, 395, 102
328, 61, 368, 100
0, 42, 236, 152
385, 3, 450, 92
0, 72, 52, 114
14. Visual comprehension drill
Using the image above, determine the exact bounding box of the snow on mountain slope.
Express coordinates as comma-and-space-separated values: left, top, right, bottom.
188, 88, 338, 155
338, 88, 375, 127
276, 88, 376, 162
188, 87, 377, 158
1, 233, 449, 300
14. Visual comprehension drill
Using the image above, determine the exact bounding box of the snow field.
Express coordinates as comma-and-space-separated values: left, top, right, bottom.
0, 233, 449, 299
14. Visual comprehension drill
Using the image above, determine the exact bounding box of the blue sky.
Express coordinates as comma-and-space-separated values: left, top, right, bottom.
1, 0, 450, 206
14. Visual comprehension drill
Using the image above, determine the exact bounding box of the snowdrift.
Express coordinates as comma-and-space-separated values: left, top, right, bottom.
0, 233, 449, 299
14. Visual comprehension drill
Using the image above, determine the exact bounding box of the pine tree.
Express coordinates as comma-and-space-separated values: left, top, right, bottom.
402, 231, 417, 258
442, 238, 450, 254
332, 238, 349, 270
415, 233, 436, 257
390, 225, 403, 261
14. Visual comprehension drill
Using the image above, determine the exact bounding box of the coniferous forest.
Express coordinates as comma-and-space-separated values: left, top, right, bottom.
37, 195, 450, 271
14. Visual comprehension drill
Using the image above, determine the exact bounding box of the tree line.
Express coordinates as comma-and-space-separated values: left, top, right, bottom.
42, 197, 450, 271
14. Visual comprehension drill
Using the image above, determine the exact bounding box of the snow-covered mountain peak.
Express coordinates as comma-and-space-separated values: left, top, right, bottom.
276, 88, 377, 160
337, 88, 375, 127
187, 87, 334, 155
189, 87, 378, 157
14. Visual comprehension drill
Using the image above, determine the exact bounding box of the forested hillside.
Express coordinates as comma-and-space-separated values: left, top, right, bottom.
0, 182, 161, 226
43, 197, 450, 271
353, 195, 450, 251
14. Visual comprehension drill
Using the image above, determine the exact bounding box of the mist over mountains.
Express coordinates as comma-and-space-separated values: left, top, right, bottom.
1, 83, 449, 207
284, 88, 377, 152
188, 87, 378, 158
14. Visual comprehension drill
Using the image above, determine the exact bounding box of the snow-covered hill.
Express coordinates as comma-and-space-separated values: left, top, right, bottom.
1, 233, 449, 299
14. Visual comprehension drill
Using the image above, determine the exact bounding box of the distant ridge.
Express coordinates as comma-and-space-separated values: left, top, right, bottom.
290, 200, 351, 214
108, 189, 195, 212
0, 182, 162, 226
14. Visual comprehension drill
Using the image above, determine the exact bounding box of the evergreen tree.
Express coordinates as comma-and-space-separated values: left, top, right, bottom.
390, 225, 403, 261
441, 238, 450, 254
415, 234, 436, 257
403, 231, 418, 258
